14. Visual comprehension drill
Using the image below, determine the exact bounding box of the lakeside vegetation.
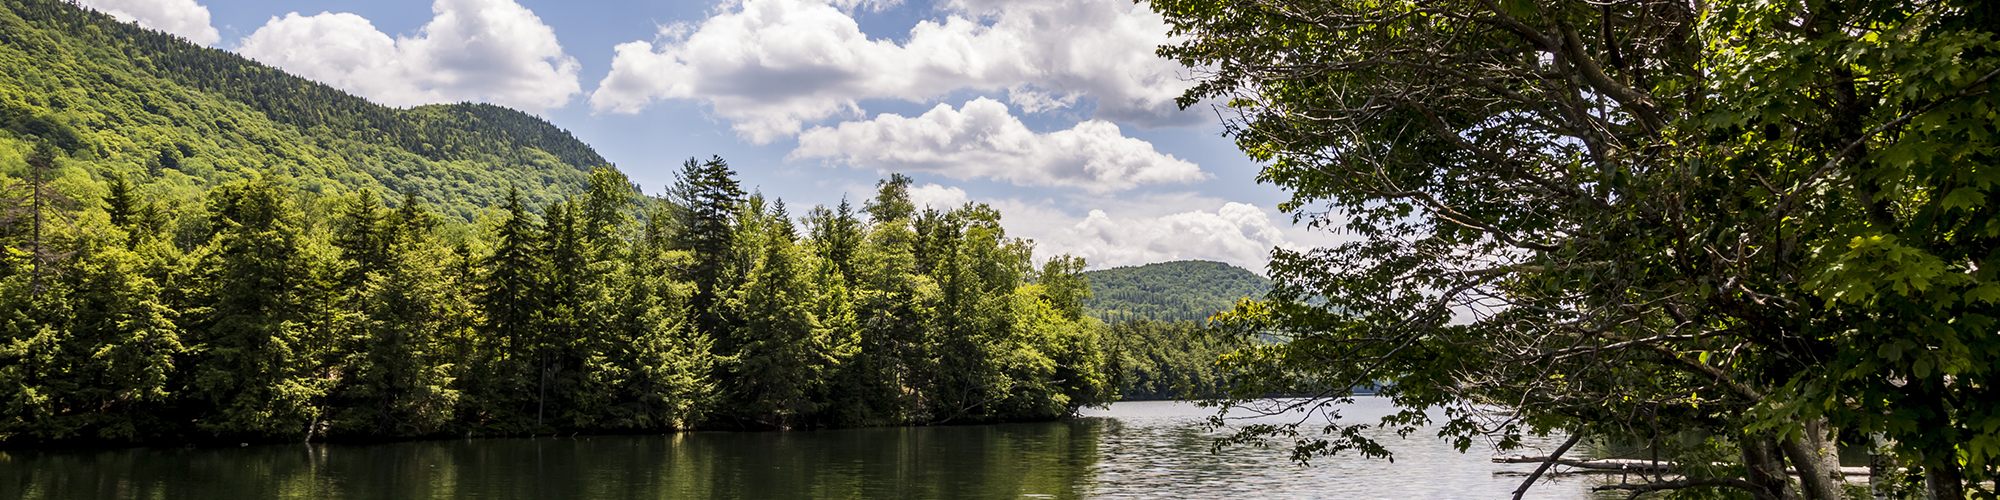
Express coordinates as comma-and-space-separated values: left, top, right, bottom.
0, 0, 1141, 445
1162, 0, 2000, 498
0, 147, 1118, 443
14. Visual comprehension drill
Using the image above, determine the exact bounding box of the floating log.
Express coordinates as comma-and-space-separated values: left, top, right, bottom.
1493, 456, 1873, 476
1492, 456, 1675, 472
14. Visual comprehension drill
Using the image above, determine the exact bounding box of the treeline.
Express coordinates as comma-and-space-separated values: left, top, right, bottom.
1106, 320, 1235, 401
0, 146, 1117, 445
1, 0, 607, 221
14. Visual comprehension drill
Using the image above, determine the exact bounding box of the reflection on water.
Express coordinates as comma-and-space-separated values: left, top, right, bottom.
2, 397, 1615, 499
1079, 399, 1609, 499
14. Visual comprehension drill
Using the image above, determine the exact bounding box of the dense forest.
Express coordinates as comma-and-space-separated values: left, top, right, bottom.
0, 0, 1263, 445
0, 141, 1117, 443
0, 0, 605, 222
1081, 262, 1266, 400
1105, 320, 1234, 400
1082, 260, 1269, 323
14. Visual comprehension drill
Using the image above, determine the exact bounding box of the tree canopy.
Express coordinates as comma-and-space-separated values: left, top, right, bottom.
1157, 0, 2000, 498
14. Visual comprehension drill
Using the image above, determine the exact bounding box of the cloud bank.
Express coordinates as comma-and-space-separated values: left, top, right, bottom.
590, 0, 1199, 142
792, 98, 1204, 193
973, 195, 1312, 272
77, 0, 221, 46
236, 0, 580, 114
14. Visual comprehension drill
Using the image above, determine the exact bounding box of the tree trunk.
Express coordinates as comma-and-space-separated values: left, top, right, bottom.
1870, 433, 1900, 500
1924, 454, 1963, 500
1780, 418, 1850, 500
1746, 433, 1801, 500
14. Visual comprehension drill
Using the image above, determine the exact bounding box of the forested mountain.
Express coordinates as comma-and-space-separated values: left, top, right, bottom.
1082, 260, 1269, 323
0, 0, 605, 221
0, 0, 1115, 445
1079, 261, 1267, 400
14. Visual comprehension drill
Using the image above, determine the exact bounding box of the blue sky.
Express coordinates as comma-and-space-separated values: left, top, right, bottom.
77, 0, 1337, 272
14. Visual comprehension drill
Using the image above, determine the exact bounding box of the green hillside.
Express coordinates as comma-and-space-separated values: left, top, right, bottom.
0, 0, 605, 221
1083, 260, 1269, 323
0, 0, 1118, 444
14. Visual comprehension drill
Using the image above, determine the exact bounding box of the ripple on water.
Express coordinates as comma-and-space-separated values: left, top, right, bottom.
1079, 398, 1617, 500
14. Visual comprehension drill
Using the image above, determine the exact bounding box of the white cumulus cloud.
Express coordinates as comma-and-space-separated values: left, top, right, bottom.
963, 194, 1315, 272
791, 98, 1205, 193
1041, 202, 1300, 271
589, 0, 1200, 143
908, 183, 970, 211
77, 0, 221, 46
236, 0, 581, 114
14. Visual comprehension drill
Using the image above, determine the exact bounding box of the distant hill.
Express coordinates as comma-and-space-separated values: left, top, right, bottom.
0, 0, 611, 220
1083, 260, 1270, 323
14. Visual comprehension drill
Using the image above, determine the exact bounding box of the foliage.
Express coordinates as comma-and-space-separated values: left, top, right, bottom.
0, 0, 607, 222
0, 0, 1115, 446
0, 152, 1110, 443
1082, 260, 1270, 323
1105, 319, 1236, 401
1156, 0, 2000, 499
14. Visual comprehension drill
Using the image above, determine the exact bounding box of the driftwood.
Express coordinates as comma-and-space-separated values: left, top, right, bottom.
1492, 455, 1872, 476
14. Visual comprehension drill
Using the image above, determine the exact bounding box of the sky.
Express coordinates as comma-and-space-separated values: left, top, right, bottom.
73, 0, 1340, 273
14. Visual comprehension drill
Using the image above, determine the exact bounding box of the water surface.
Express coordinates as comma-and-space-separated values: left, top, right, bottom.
2, 397, 1614, 499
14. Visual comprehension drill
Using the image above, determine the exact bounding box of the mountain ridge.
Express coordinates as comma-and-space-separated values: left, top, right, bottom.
1, 0, 609, 220
1083, 260, 1269, 323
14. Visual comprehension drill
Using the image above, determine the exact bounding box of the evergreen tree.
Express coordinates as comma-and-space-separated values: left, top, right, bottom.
864, 173, 915, 225
332, 194, 458, 437
16, 141, 74, 299
667, 156, 744, 349
104, 172, 137, 229
186, 175, 329, 438
839, 177, 929, 424
467, 186, 544, 431
728, 201, 830, 429
333, 190, 389, 291
607, 242, 714, 430
805, 197, 863, 286
579, 166, 634, 250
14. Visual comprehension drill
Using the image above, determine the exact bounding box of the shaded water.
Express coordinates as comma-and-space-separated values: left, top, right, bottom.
2, 397, 1616, 499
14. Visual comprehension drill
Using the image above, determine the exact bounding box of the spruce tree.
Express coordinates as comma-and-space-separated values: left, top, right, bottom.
729, 201, 830, 429
104, 172, 137, 229
668, 156, 744, 343
62, 239, 186, 440
468, 186, 544, 431
187, 175, 329, 438
333, 190, 388, 291
332, 192, 459, 437
806, 198, 863, 286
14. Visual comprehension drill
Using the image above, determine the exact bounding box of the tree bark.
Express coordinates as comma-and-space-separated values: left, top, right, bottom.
1746, 434, 1801, 500
1780, 418, 1850, 500
1869, 433, 1899, 500
1924, 454, 1963, 500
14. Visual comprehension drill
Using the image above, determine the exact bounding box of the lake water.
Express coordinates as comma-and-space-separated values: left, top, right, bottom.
1, 397, 1619, 499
